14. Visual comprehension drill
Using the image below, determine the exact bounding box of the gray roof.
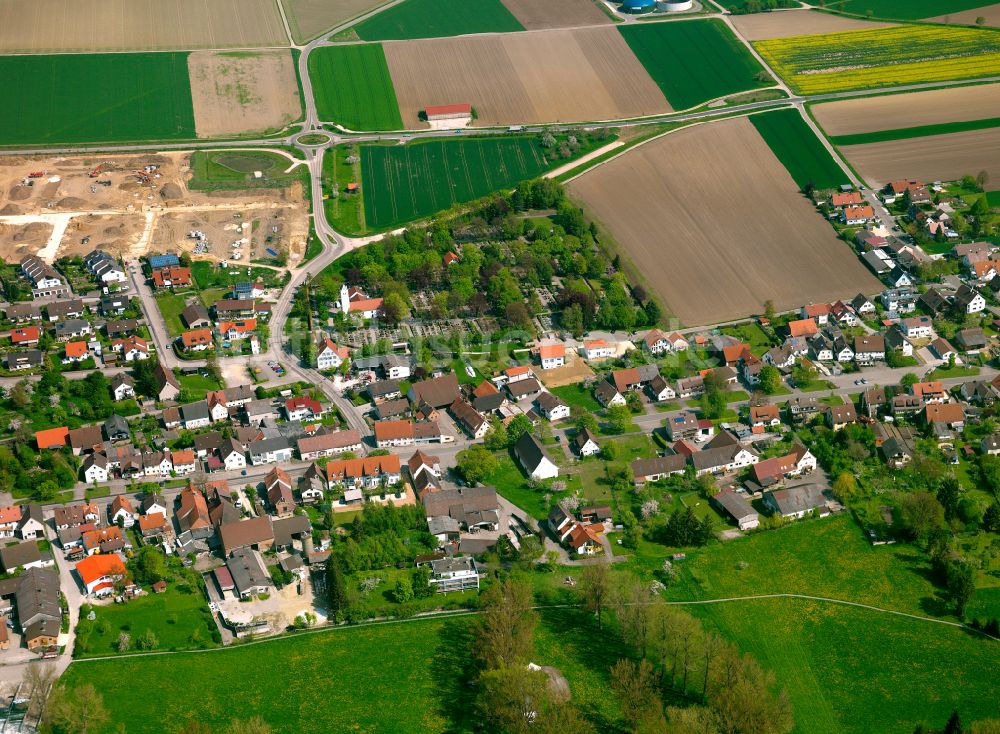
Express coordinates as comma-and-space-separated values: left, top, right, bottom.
180, 402, 210, 422
513, 432, 548, 473
713, 490, 758, 523
767, 484, 828, 516
15, 567, 60, 627
428, 516, 461, 535
536, 391, 567, 412
226, 548, 271, 594
244, 399, 275, 417
423, 486, 498, 519
272, 515, 311, 548
249, 436, 291, 455
431, 556, 477, 576
630, 454, 686, 478
0, 541, 41, 572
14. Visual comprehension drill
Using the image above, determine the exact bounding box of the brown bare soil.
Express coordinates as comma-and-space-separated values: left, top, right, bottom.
538, 354, 596, 388
0, 0, 287, 53
0, 223, 53, 261
500, 0, 611, 29
567, 117, 881, 326
189, 51, 301, 138
840, 127, 1000, 189
812, 83, 1000, 136
926, 3, 1000, 27
282, 0, 389, 43
0, 152, 308, 265
729, 9, 894, 40
385, 28, 670, 127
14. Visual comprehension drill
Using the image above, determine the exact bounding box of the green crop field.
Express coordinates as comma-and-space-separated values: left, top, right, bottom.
756, 25, 1000, 94
618, 20, 772, 110
749, 109, 847, 190
361, 136, 550, 229
0, 53, 194, 145
826, 116, 1000, 145
831, 0, 994, 19
352, 0, 523, 40
61, 608, 627, 733
308, 44, 403, 131
188, 151, 309, 191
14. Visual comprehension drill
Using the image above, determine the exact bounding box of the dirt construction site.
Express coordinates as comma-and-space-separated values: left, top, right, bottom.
0, 152, 309, 265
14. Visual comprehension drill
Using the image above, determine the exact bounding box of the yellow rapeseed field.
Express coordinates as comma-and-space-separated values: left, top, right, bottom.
755, 25, 1000, 94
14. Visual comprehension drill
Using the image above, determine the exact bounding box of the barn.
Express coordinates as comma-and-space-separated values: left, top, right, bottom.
424, 103, 473, 127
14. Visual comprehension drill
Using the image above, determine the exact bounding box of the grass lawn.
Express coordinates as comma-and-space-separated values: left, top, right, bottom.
308, 44, 403, 131
190, 261, 287, 290
324, 143, 366, 235
187, 151, 308, 192
0, 53, 195, 145
750, 108, 848, 191
62, 608, 629, 734
484, 454, 550, 520
926, 364, 980, 379
720, 321, 773, 355
797, 379, 837, 392
155, 292, 188, 337
689, 596, 1000, 734
827, 116, 1000, 146
618, 20, 772, 110
360, 136, 553, 230
551, 383, 601, 413
74, 586, 217, 658
352, 0, 523, 40
177, 372, 223, 399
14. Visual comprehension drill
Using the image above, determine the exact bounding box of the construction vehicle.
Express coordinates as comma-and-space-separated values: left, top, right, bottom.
28, 171, 45, 178
89, 165, 103, 178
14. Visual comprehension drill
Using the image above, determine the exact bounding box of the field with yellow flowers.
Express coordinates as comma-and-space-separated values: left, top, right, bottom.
756, 25, 1000, 94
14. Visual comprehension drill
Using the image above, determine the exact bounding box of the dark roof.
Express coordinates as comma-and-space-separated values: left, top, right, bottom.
272, 515, 312, 547
15, 567, 60, 626
713, 490, 758, 522
573, 427, 599, 450
767, 484, 828, 515
409, 374, 460, 408
513, 432, 548, 472
423, 486, 498, 519
0, 541, 41, 572
226, 548, 271, 593
631, 454, 686, 478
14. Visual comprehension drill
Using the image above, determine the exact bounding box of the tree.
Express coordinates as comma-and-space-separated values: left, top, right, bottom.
937, 476, 961, 522
23, 663, 58, 720
579, 561, 610, 629
900, 372, 920, 389
946, 559, 976, 618
610, 659, 666, 733
945, 710, 964, 734
484, 418, 509, 451
325, 557, 349, 622
457, 444, 499, 485
561, 303, 584, 337
831, 472, 859, 502
205, 351, 222, 385
757, 365, 780, 395
475, 666, 550, 734
575, 413, 598, 434
763, 299, 776, 321
474, 578, 537, 670
982, 503, 1000, 533
606, 404, 632, 434
392, 576, 414, 603
900, 490, 946, 544
44, 684, 109, 734
505, 415, 533, 446
117, 632, 130, 653
601, 440, 620, 462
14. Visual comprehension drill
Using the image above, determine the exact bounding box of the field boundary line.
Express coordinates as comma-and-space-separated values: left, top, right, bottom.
67, 593, 997, 668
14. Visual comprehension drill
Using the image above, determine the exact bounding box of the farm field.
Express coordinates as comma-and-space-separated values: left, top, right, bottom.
729, 9, 894, 40
927, 2, 1000, 26
840, 126, 1000, 189
282, 0, 389, 43
384, 27, 671, 128
567, 116, 880, 325
827, 116, 1000, 146
755, 25, 1000, 94
830, 0, 995, 19
361, 137, 551, 230
309, 44, 403, 130
188, 50, 301, 138
0, 53, 195, 145
0, 0, 287, 53
500, 0, 612, 29
811, 83, 1000, 136
619, 20, 772, 110
749, 109, 847, 190
352, 0, 523, 40
61, 608, 627, 733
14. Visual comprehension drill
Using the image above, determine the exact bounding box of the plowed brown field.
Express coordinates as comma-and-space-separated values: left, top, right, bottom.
841, 127, 1000, 189
384, 27, 670, 127
730, 9, 894, 40
812, 83, 1000, 136
283, 0, 389, 43
500, 0, 611, 29
926, 3, 1000, 27
0, 0, 287, 52
189, 51, 301, 138
568, 117, 880, 326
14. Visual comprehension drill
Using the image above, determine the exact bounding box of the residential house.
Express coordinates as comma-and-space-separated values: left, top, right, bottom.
81, 526, 129, 556
326, 454, 402, 492
317, 338, 350, 370
751, 444, 816, 486
922, 402, 965, 430
582, 339, 615, 360
111, 335, 149, 361
108, 496, 136, 528
110, 374, 135, 401
507, 377, 542, 402
749, 404, 780, 428
171, 448, 196, 475
218, 320, 257, 341
266, 467, 295, 517
860, 387, 887, 418
690, 432, 759, 477
5, 350, 44, 371
854, 334, 885, 365
226, 548, 272, 599
140, 493, 168, 517
181, 303, 211, 329
513, 433, 559, 480
630, 455, 687, 486
75, 549, 126, 596
901, 315, 934, 340
912, 381, 947, 403
931, 337, 958, 362
44, 298, 84, 321
297, 429, 363, 460
675, 376, 705, 399
219, 516, 275, 556
826, 404, 857, 430
429, 557, 480, 593
180, 329, 214, 352
594, 380, 626, 408
408, 373, 461, 409
851, 293, 876, 317
954, 284, 986, 314
153, 362, 181, 401
17, 505, 45, 541
764, 485, 830, 519
884, 326, 913, 357
892, 394, 923, 416
573, 428, 600, 457
535, 392, 570, 422
537, 343, 565, 370
284, 396, 324, 422
151, 266, 192, 289
248, 437, 293, 465
176, 486, 212, 539
180, 402, 211, 429
665, 412, 701, 441
646, 375, 676, 402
